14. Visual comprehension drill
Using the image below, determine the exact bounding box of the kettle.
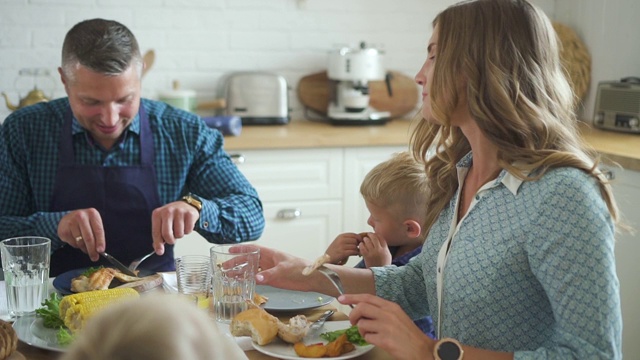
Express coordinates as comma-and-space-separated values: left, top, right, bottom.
2, 68, 53, 111
2, 88, 50, 111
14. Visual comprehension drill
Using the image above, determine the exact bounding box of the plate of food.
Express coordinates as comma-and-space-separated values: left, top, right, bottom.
53, 267, 158, 295
255, 285, 334, 312
18, 287, 141, 352
252, 320, 373, 360
13, 314, 65, 352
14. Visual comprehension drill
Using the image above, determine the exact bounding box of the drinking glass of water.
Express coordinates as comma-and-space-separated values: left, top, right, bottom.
175, 255, 212, 309
210, 244, 259, 323
0, 237, 50, 318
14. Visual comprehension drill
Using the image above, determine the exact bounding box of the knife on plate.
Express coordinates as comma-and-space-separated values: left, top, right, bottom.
99, 252, 138, 277
307, 309, 335, 337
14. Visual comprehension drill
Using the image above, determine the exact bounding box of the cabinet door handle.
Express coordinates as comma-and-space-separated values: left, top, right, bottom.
230, 154, 245, 165
276, 208, 302, 219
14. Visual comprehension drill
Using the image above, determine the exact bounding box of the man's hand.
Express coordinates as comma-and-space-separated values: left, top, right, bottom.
57, 208, 106, 262
151, 200, 200, 255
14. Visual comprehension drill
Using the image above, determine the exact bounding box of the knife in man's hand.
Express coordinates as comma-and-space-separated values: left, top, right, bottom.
99, 252, 138, 277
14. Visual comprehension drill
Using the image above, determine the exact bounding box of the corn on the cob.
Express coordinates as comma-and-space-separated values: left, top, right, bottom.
59, 288, 139, 332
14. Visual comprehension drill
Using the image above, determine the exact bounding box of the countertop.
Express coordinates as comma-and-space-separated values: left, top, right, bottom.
225, 119, 640, 171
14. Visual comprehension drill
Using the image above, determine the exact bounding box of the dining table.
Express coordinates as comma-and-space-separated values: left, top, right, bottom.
3, 275, 393, 360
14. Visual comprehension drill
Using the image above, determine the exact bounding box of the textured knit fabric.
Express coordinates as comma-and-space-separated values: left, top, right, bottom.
355, 246, 436, 338
0, 98, 264, 252
371, 152, 621, 359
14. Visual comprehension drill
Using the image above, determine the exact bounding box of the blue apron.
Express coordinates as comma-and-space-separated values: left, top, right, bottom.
49, 106, 174, 276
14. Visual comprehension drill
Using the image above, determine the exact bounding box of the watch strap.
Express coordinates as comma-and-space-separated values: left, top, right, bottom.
181, 194, 202, 212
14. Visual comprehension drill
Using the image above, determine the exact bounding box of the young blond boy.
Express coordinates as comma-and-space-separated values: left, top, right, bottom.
324, 151, 435, 337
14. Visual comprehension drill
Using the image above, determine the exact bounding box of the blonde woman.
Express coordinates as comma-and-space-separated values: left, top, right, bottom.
61, 295, 248, 360
251, 0, 622, 359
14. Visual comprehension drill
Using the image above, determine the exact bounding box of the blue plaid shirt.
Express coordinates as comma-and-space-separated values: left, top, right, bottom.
0, 98, 264, 252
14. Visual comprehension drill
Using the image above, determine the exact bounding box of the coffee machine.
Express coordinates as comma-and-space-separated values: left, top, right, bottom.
327, 42, 390, 125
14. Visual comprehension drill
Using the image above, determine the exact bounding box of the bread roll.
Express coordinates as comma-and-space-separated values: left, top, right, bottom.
0, 320, 17, 360
229, 308, 279, 346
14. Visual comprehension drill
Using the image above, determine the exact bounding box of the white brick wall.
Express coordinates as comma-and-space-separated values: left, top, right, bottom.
0, 0, 558, 122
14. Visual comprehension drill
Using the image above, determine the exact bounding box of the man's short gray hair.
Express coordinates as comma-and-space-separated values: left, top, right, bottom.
61, 18, 143, 81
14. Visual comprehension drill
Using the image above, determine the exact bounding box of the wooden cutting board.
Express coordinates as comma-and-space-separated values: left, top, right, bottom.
297, 70, 419, 119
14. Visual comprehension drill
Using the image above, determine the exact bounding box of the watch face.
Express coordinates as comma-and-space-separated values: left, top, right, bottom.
437, 341, 461, 360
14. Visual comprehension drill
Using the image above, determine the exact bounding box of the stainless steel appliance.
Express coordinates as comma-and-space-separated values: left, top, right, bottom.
327, 42, 391, 125
593, 77, 640, 134
222, 71, 290, 125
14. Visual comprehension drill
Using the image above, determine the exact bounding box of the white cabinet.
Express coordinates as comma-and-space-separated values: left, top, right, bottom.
174, 146, 406, 262
252, 200, 342, 261
233, 148, 344, 261
343, 146, 408, 233
236, 148, 343, 202
610, 167, 640, 357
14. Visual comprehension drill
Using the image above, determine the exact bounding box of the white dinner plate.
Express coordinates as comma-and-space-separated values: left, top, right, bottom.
252, 320, 373, 360
256, 285, 334, 312
13, 314, 66, 352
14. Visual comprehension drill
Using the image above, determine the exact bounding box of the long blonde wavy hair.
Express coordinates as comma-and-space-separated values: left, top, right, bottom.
410, 0, 619, 234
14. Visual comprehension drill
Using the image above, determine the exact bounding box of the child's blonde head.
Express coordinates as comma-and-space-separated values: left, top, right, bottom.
360, 151, 429, 229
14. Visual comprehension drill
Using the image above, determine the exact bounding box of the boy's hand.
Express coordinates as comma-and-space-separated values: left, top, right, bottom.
326, 233, 363, 265
359, 232, 392, 267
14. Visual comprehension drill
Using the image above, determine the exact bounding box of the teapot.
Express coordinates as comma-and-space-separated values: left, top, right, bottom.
2, 88, 50, 111
2, 68, 53, 111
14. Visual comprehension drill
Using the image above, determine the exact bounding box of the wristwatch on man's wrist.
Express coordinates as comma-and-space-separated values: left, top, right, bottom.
433, 338, 464, 360
181, 193, 202, 212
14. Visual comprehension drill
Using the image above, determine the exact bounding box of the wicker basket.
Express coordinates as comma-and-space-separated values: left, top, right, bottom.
553, 22, 591, 105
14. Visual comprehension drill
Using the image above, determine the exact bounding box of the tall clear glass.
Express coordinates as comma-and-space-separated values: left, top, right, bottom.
0, 237, 50, 318
210, 244, 260, 323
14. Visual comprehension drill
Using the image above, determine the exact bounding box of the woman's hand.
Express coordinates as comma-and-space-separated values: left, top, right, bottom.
340, 293, 435, 360
253, 245, 315, 292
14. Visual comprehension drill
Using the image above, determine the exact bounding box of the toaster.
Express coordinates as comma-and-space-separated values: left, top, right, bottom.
222, 72, 290, 125
593, 77, 640, 133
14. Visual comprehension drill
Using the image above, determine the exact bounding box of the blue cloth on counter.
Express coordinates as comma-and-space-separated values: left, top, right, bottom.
371, 152, 621, 359
355, 245, 436, 339
0, 98, 264, 252
202, 115, 242, 137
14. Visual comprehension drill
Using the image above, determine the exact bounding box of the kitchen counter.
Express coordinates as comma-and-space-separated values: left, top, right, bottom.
224, 119, 640, 171
224, 119, 415, 150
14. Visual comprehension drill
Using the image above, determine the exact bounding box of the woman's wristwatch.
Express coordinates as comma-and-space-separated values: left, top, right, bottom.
433, 338, 464, 360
